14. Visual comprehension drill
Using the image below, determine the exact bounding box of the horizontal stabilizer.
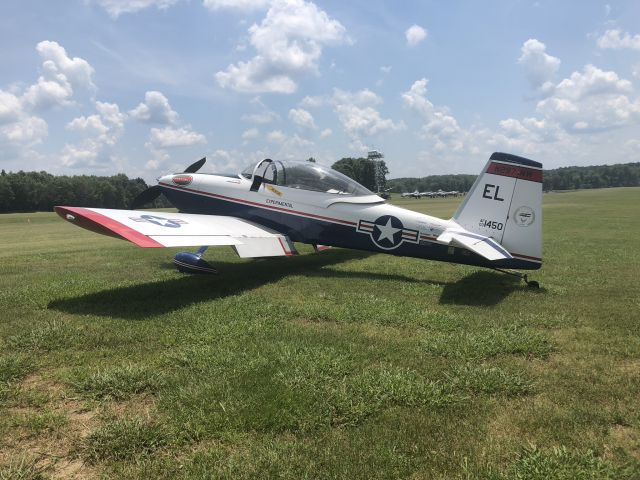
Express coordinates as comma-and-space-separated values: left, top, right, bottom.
437, 229, 513, 261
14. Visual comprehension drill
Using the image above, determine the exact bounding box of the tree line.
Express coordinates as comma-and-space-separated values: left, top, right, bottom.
387, 174, 476, 194
387, 162, 640, 194
0, 161, 638, 213
0, 170, 166, 213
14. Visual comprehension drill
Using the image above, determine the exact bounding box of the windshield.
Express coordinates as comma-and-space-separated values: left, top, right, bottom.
242, 160, 373, 196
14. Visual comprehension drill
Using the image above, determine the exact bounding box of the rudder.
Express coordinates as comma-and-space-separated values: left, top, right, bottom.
453, 152, 543, 268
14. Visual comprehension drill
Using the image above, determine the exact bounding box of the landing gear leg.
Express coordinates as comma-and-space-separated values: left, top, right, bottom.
493, 268, 540, 288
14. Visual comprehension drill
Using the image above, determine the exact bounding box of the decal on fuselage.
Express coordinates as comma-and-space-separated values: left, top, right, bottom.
513, 206, 535, 226
266, 184, 283, 197
482, 183, 505, 201
265, 198, 293, 209
479, 219, 504, 230
171, 175, 193, 186
130, 214, 188, 228
357, 215, 419, 250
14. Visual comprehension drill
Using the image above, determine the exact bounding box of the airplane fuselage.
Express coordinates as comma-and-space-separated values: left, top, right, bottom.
157, 172, 538, 270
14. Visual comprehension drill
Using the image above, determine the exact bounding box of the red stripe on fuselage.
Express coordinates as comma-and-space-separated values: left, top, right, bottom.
486, 162, 543, 183
54, 206, 163, 248
510, 252, 542, 262
160, 183, 358, 227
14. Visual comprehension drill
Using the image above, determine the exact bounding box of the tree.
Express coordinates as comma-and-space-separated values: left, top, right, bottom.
0, 176, 14, 212
331, 157, 378, 191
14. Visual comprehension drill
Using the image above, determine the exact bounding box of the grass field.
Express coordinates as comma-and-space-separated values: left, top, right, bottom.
1, 187, 639, 479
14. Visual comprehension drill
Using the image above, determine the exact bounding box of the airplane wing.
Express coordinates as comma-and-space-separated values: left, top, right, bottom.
54, 206, 297, 258
436, 228, 512, 261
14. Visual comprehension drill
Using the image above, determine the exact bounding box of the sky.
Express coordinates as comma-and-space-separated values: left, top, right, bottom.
1, 0, 639, 181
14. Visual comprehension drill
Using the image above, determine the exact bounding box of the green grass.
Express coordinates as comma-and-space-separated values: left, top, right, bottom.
0, 188, 639, 478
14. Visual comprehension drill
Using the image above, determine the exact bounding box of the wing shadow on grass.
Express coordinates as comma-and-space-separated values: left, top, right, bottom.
48, 249, 424, 320
439, 270, 545, 306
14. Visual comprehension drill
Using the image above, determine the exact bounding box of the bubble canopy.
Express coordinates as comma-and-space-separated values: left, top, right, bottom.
241, 160, 373, 196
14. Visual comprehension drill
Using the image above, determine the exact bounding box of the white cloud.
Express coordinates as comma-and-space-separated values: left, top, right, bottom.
402, 78, 469, 152
242, 127, 260, 140
129, 91, 179, 125
264, 132, 315, 159
288, 107, 316, 128
67, 114, 109, 137
61, 101, 126, 168
597, 29, 640, 50
334, 104, 399, 137
553, 64, 631, 100
333, 88, 381, 106
215, 0, 349, 93
67, 101, 126, 146
299, 95, 324, 108
405, 25, 427, 47
61, 142, 101, 168
96, 101, 126, 129
517, 39, 560, 92
0, 116, 48, 146
22, 79, 73, 111
535, 64, 639, 132
330, 88, 401, 150
241, 110, 279, 124
202, 0, 270, 11
320, 128, 331, 138
207, 148, 246, 173
20, 40, 95, 112
148, 126, 207, 148
401, 78, 434, 117
380, 65, 392, 74
0, 42, 96, 155
36, 41, 94, 90
267, 129, 286, 143
0, 91, 22, 125
91, 0, 182, 18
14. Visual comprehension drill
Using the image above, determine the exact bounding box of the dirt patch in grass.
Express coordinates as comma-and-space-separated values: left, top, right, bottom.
607, 425, 640, 461
617, 359, 640, 375
106, 393, 157, 419
2, 372, 161, 477
0, 373, 100, 478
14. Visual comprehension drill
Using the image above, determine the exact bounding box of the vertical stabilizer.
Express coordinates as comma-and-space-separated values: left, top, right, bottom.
453, 152, 542, 267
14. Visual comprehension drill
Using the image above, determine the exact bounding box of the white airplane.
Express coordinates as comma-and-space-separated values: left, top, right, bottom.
401, 190, 422, 199
55, 152, 543, 287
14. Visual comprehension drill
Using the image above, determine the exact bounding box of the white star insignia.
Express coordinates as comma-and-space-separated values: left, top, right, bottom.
376, 218, 400, 244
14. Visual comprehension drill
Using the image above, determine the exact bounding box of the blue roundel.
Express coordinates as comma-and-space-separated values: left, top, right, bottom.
140, 214, 182, 228
371, 215, 404, 249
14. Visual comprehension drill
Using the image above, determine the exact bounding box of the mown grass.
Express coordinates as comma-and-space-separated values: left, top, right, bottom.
0, 187, 639, 478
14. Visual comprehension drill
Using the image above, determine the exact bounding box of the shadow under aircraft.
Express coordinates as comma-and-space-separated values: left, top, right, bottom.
48, 247, 541, 320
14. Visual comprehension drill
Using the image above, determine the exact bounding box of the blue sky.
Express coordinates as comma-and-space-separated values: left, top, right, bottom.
1, 0, 639, 181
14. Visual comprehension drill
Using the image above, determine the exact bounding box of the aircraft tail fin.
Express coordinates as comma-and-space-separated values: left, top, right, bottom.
452, 152, 543, 268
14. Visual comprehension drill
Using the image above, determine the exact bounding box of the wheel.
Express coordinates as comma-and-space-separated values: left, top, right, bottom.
527, 280, 540, 289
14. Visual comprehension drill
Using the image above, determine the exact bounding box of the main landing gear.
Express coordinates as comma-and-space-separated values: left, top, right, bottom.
173, 246, 217, 274
493, 268, 540, 288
